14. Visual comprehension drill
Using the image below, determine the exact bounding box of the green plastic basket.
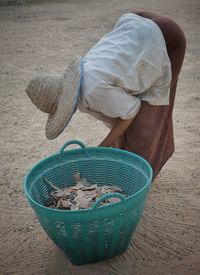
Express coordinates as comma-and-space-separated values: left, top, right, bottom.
24, 140, 153, 265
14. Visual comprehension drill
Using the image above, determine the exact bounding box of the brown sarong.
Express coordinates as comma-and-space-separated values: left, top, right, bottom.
120, 11, 186, 180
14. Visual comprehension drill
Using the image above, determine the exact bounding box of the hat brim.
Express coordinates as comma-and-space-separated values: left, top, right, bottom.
45, 58, 82, 139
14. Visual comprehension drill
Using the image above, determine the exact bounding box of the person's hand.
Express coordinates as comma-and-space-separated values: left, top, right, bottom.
98, 117, 135, 147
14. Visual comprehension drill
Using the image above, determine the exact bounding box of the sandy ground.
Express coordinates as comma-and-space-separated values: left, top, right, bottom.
0, 0, 200, 274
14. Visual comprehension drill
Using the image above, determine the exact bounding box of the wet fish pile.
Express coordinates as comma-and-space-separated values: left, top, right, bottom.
43, 172, 126, 210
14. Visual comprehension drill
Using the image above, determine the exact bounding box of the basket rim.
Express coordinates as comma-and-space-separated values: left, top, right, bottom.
24, 145, 153, 214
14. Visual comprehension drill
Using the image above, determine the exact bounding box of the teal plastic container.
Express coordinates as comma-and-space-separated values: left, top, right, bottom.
24, 140, 152, 265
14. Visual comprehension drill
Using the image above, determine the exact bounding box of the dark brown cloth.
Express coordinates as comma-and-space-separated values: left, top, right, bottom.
121, 11, 186, 180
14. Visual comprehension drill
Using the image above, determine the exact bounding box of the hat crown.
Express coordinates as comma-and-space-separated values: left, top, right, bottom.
26, 76, 63, 114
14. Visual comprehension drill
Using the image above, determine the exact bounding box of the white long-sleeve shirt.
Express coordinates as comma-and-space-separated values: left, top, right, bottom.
78, 13, 171, 127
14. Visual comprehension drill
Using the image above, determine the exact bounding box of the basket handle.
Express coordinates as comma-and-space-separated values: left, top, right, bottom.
60, 140, 89, 157
92, 192, 125, 209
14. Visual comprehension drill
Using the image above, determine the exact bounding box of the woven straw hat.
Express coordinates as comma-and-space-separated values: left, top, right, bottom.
26, 58, 82, 139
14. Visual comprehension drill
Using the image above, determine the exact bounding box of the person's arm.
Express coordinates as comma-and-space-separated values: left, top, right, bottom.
99, 116, 135, 147
83, 84, 141, 147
